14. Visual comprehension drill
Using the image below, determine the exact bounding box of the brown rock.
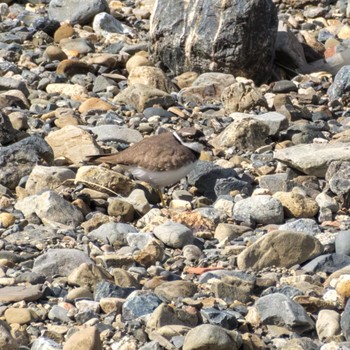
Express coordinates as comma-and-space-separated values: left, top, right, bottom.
75, 166, 135, 197
108, 198, 135, 221
66, 287, 93, 301
154, 280, 197, 302
173, 71, 199, 89
112, 268, 140, 289
128, 66, 173, 92
99, 297, 124, 314
45, 125, 101, 164
54, 107, 81, 128
237, 230, 323, 271
126, 54, 154, 73
44, 46, 68, 62
134, 239, 164, 267
222, 81, 267, 113
113, 83, 174, 113
54, 23, 74, 43
273, 190, 319, 218
4, 308, 32, 325
0, 213, 15, 228
68, 263, 113, 289
78, 97, 115, 114
56, 59, 91, 76
63, 326, 102, 350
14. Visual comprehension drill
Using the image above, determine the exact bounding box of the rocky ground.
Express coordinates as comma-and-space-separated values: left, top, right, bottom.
2, 0, 350, 349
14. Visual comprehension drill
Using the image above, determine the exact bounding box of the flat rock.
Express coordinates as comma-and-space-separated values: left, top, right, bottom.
88, 125, 143, 143
46, 125, 101, 164
0, 285, 42, 303
33, 249, 92, 277
274, 143, 350, 177
255, 293, 315, 332
237, 230, 323, 271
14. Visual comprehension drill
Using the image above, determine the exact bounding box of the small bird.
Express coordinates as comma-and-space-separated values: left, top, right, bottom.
87, 127, 204, 205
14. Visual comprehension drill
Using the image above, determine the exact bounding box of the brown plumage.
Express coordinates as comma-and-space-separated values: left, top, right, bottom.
86, 128, 204, 172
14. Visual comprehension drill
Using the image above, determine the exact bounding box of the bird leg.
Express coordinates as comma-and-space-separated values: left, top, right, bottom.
157, 188, 166, 207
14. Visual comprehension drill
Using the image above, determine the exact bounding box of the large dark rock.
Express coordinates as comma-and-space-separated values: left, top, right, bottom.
149, 0, 278, 83
0, 135, 53, 189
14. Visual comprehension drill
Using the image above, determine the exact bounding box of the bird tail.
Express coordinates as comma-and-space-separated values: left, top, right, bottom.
85, 154, 118, 164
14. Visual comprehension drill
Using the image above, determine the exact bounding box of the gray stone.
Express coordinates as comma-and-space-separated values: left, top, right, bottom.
279, 218, 321, 235
150, 0, 277, 84
231, 111, 289, 136
200, 308, 238, 330
259, 173, 292, 194
183, 324, 242, 350
327, 161, 350, 196
274, 143, 350, 177
88, 222, 137, 246
214, 177, 252, 197
94, 280, 135, 301
272, 80, 298, 93
335, 231, 350, 256
233, 195, 284, 225
31, 337, 61, 350
33, 249, 92, 277
0, 135, 53, 189
88, 125, 143, 144
302, 253, 350, 274
255, 293, 314, 332
341, 298, 350, 341
188, 161, 237, 200
153, 221, 193, 249
48, 0, 108, 25
122, 291, 162, 321
48, 305, 71, 323
0, 112, 19, 146
126, 231, 153, 250
93, 12, 132, 37
261, 285, 303, 298
0, 77, 29, 96
59, 38, 94, 54
237, 230, 323, 271
327, 65, 350, 101
15, 190, 84, 228
315, 192, 339, 213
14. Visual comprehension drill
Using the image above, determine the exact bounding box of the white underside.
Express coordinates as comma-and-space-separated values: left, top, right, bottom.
129, 161, 197, 188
